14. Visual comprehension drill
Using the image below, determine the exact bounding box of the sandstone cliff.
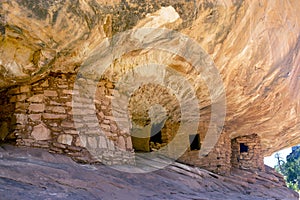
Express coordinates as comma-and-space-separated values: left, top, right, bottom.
1, 0, 300, 199
1, 0, 299, 156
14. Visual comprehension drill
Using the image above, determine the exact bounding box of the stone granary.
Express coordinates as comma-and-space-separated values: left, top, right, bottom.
0, 0, 300, 178
231, 134, 265, 171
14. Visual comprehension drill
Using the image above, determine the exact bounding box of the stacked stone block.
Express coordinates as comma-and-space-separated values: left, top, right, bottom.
1, 70, 265, 175
178, 132, 231, 175
231, 134, 265, 171
5, 72, 133, 164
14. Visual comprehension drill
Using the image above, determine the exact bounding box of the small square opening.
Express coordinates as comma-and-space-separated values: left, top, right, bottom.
240, 143, 248, 153
189, 134, 200, 150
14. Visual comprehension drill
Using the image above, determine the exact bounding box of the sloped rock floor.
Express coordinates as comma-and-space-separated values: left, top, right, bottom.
0, 144, 298, 200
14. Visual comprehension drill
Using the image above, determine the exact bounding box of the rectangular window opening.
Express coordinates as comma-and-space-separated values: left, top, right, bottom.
189, 134, 200, 150
240, 143, 249, 153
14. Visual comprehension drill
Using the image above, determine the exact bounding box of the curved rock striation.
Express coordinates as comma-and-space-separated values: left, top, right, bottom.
0, 0, 299, 159
182, 0, 300, 155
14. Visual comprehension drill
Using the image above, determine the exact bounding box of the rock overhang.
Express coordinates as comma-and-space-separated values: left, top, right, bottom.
0, 0, 299, 159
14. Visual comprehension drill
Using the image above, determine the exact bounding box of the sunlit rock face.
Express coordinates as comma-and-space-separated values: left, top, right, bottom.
0, 0, 194, 88
182, 0, 300, 155
1, 0, 300, 157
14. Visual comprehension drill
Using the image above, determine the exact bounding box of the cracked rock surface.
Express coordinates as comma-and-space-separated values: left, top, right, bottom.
0, 145, 298, 200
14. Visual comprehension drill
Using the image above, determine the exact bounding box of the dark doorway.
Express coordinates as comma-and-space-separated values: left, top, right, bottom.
150, 130, 162, 144
150, 122, 164, 144
189, 134, 200, 150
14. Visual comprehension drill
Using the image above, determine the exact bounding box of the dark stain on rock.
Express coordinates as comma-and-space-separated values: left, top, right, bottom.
52, 9, 59, 24
7, 25, 23, 35
0, 15, 5, 36
14, 0, 197, 34
0, 3, 5, 36
16, 0, 63, 20
111, 0, 197, 34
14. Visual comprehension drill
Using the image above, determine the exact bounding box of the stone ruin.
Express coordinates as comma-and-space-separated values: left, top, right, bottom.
231, 134, 265, 171
0, 69, 266, 175
1, 0, 299, 178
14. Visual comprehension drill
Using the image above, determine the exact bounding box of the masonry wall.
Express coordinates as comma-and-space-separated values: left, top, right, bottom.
3, 72, 233, 174
231, 134, 265, 171
3, 72, 265, 175
7, 73, 133, 164
178, 132, 231, 175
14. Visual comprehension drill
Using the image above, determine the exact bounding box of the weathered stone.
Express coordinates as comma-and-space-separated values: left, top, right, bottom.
19, 85, 31, 93
99, 136, 108, 149
65, 102, 73, 107
126, 137, 132, 150
7, 87, 20, 95
75, 137, 86, 147
32, 87, 43, 91
14, 114, 27, 125
72, 97, 92, 104
47, 106, 66, 113
100, 124, 110, 131
42, 113, 67, 119
31, 123, 51, 141
82, 115, 97, 122
57, 85, 68, 89
49, 101, 63, 106
44, 90, 58, 97
86, 123, 99, 128
66, 145, 82, 152
28, 104, 45, 112
52, 142, 66, 149
62, 90, 73, 94
103, 120, 110, 124
72, 109, 95, 115
40, 80, 49, 87
29, 114, 41, 121
87, 137, 98, 149
27, 94, 44, 102
16, 94, 27, 101
110, 123, 118, 132
116, 137, 126, 150
107, 140, 115, 151
61, 121, 74, 128
15, 102, 29, 110
57, 134, 73, 145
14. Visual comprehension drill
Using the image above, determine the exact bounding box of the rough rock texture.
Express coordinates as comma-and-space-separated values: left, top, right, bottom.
1, 59, 231, 174
1, 0, 299, 157
0, 144, 299, 200
231, 134, 265, 171
1, 1, 300, 198
184, 0, 300, 155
